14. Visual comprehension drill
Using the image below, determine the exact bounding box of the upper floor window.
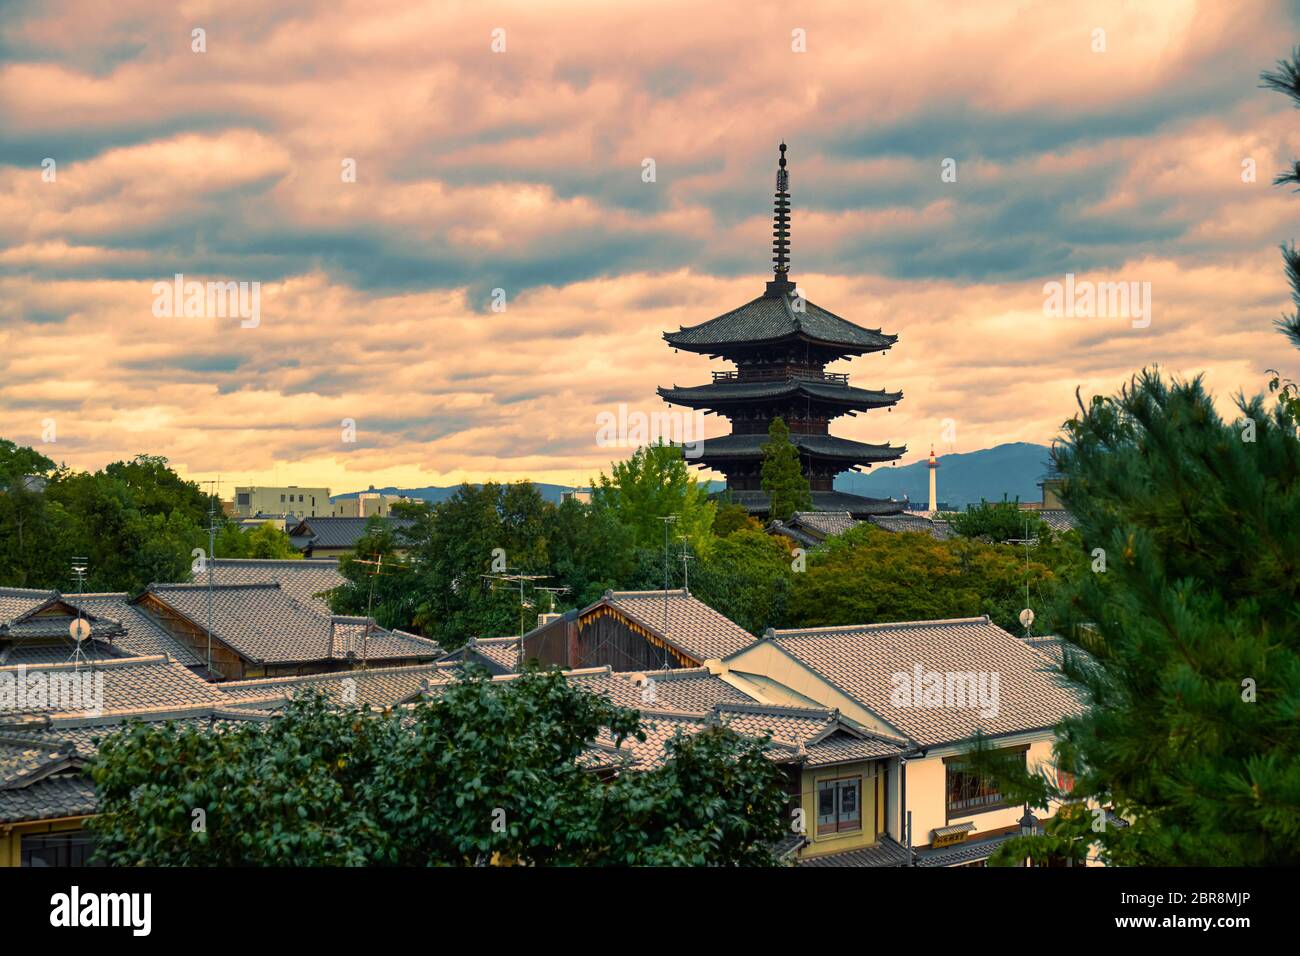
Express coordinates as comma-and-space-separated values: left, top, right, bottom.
946, 748, 1027, 815
817, 776, 861, 835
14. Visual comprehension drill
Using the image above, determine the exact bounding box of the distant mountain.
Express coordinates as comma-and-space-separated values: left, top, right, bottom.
833, 441, 1053, 510
335, 442, 1053, 512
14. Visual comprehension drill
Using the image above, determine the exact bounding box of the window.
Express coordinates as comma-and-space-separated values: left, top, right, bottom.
816, 776, 862, 834
22, 830, 99, 867
280, 494, 286, 502
946, 749, 1026, 815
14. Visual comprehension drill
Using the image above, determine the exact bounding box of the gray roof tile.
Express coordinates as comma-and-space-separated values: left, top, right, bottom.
758, 616, 1084, 746
596, 590, 758, 663
664, 291, 896, 353
144, 582, 440, 665
192, 559, 345, 615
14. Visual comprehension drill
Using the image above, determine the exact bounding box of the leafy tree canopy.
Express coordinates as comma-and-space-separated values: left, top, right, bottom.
760, 417, 812, 521
89, 669, 789, 866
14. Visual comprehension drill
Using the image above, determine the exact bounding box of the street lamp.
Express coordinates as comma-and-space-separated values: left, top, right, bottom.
1019, 803, 1039, 868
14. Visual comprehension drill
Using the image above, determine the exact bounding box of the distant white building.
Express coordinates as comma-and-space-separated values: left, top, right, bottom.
331, 487, 410, 517
234, 485, 330, 520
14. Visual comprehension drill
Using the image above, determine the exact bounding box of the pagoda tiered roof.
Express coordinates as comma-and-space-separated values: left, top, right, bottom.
655, 143, 908, 515
664, 291, 896, 356
726, 489, 907, 518
659, 378, 901, 412
691, 432, 903, 464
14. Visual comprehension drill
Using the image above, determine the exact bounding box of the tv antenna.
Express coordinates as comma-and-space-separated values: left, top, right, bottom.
481, 569, 551, 638
67, 557, 91, 668
676, 535, 695, 592
350, 552, 412, 665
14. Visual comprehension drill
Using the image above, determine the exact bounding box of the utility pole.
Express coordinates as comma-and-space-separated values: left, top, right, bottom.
206, 490, 218, 675
660, 514, 678, 670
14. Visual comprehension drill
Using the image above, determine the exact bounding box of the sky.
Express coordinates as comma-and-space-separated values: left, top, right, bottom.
1, 0, 1298, 496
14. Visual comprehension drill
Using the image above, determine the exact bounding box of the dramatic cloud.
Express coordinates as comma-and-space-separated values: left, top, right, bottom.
1, 0, 1297, 492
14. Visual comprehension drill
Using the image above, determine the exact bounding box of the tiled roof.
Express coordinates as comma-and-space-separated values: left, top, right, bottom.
216, 662, 456, 708
915, 831, 1017, 866
595, 709, 712, 769
1, 642, 130, 666
72, 593, 207, 668
728, 489, 906, 517
462, 636, 520, 674
0, 654, 227, 717
0, 706, 273, 826
664, 291, 896, 353
797, 835, 912, 867
0, 590, 127, 646
714, 700, 836, 744
569, 666, 754, 711
713, 701, 906, 766
287, 517, 415, 550
659, 379, 900, 410
759, 616, 1085, 746
0, 732, 82, 788
694, 432, 903, 464
0, 587, 56, 625
791, 511, 857, 539
193, 559, 345, 615
0, 773, 97, 824
767, 522, 822, 550
867, 512, 953, 540
143, 582, 440, 665
803, 731, 904, 767
595, 590, 758, 663
1038, 510, 1077, 533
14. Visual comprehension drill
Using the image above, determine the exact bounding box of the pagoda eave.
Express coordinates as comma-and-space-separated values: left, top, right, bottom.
657, 383, 901, 415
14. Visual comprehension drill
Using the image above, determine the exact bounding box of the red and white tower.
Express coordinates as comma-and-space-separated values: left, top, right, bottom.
927, 445, 939, 513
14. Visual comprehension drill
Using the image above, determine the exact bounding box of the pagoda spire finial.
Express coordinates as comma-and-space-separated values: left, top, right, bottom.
771, 142, 792, 285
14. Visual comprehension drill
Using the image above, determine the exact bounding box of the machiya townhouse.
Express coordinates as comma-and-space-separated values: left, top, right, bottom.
2, 566, 1092, 867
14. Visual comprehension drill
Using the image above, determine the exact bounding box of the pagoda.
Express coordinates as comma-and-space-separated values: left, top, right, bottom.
658, 143, 907, 518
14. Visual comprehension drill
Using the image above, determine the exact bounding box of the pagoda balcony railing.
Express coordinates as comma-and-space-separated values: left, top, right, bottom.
712, 368, 849, 385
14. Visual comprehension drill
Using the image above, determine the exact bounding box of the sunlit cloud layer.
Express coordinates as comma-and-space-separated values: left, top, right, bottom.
1, 0, 1297, 492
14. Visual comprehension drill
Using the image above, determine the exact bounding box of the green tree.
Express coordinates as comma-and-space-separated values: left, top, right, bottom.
590, 442, 715, 556
949, 52, 1300, 868
950, 499, 1050, 543
243, 522, 301, 559
787, 523, 1072, 635
760, 417, 811, 521
712, 500, 762, 536
692, 529, 793, 634
89, 670, 789, 866
0, 440, 69, 588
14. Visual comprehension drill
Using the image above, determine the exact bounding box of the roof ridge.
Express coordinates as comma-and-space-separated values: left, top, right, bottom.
210, 558, 339, 565
771, 615, 992, 637
608, 589, 689, 598
217, 661, 444, 688
0, 653, 169, 673
612, 666, 710, 681
714, 700, 834, 719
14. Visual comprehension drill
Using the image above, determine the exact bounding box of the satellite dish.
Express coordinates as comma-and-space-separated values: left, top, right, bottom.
69, 618, 91, 642
1019, 608, 1035, 630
